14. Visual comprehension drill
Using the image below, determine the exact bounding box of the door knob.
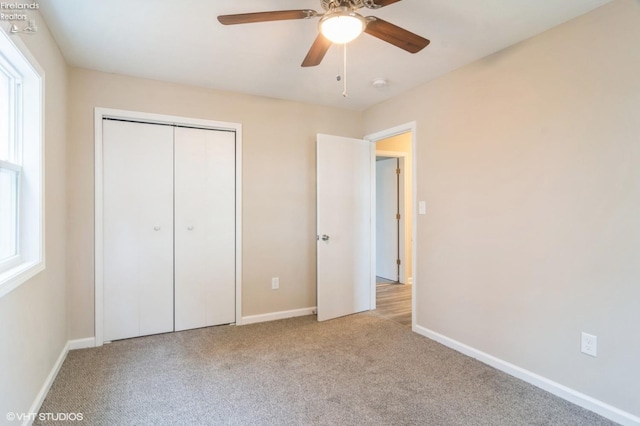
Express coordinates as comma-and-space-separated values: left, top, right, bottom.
321, 234, 330, 241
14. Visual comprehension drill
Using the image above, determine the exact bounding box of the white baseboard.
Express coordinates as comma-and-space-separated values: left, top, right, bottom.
413, 325, 640, 426
23, 337, 94, 426
68, 337, 96, 350
241, 307, 316, 325
24, 342, 69, 426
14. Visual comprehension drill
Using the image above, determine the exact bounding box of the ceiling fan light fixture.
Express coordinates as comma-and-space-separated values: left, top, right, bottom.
319, 10, 366, 44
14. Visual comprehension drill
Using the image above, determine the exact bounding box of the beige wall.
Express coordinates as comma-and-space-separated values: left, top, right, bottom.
364, 0, 640, 416
376, 133, 413, 283
67, 68, 363, 339
3, 0, 637, 419
0, 17, 68, 417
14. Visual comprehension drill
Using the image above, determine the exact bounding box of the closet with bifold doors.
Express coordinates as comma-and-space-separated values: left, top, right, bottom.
102, 119, 235, 342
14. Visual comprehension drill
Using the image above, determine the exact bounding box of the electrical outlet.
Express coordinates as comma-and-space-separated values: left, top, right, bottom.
581, 332, 597, 357
271, 277, 279, 290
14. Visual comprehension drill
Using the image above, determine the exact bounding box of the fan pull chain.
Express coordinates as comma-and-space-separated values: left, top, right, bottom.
342, 43, 348, 98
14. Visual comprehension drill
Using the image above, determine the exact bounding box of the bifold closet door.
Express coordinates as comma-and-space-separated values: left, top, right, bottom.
103, 120, 174, 341
174, 127, 236, 331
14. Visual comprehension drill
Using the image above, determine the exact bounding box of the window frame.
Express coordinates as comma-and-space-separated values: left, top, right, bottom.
0, 160, 22, 271
0, 52, 22, 273
0, 28, 45, 298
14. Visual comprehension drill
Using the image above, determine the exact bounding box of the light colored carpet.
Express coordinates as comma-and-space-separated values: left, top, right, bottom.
36, 313, 614, 425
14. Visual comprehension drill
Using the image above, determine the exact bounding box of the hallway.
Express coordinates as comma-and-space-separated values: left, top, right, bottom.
375, 282, 412, 327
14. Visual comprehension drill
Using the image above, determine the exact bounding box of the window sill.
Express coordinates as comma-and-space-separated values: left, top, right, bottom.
0, 260, 45, 298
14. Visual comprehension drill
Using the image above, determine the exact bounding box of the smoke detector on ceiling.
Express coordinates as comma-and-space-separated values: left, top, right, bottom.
371, 78, 388, 88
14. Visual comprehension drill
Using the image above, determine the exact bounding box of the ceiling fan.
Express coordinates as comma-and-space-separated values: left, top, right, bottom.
217, 0, 430, 67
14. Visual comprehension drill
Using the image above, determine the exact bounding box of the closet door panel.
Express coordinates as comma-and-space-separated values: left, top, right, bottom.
103, 120, 175, 341
174, 127, 236, 331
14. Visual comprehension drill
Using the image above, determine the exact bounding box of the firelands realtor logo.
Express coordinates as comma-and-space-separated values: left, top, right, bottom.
1, 2, 39, 34
1, 2, 39, 19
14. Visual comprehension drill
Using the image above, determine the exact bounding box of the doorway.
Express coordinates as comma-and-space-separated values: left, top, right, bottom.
315, 123, 417, 327
376, 156, 401, 283
373, 130, 414, 327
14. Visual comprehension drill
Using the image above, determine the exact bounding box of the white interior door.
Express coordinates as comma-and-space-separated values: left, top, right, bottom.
317, 133, 372, 321
103, 120, 174, 341
174, 127, 236, 331
376, 158, 399, 281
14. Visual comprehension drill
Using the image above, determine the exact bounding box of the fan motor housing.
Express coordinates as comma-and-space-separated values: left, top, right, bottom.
322, 0, 369, 12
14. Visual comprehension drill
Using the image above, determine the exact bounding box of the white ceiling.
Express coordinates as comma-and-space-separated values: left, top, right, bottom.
38, 0, 612, 111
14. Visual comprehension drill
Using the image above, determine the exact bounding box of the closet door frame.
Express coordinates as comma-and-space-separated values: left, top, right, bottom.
94, 107, 243, 347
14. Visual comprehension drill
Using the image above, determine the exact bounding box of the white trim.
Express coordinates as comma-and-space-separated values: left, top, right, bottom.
68, 337, 96, 350
241, 307, 316, 325
365, 122, 418, 328
235, 126, 243, 326
94, 109, 104, 346
23, 342, 69, 426
413, 325, 640, 426
94, 107, 243, 345
0, 159, 22, 171
0, 25, 45, 299
369, 144, 377, 310
0, 261, 44, 298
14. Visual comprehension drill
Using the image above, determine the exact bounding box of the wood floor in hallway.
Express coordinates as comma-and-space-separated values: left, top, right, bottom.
375, 282, 412, 327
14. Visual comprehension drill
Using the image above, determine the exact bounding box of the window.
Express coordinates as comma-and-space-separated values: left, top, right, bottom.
0, 29, 44, 297
0, 55, 21, 270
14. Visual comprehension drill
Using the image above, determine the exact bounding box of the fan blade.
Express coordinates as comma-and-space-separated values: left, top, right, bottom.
218, 10, 316, 25
367, 0, 402, 8
365, 18, 430, 53
301, 34, 332, 67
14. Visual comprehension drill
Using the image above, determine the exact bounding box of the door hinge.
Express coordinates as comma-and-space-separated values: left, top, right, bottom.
396, 259, 401, 265
396, 168, 401, 175
396, 213, 401, 220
